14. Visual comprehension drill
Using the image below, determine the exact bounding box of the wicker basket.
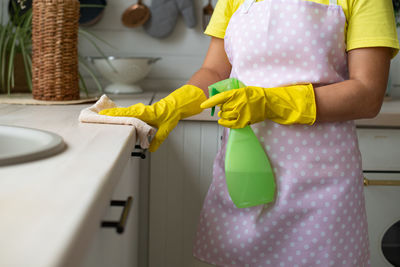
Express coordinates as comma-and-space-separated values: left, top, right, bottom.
32, 0, 80, 101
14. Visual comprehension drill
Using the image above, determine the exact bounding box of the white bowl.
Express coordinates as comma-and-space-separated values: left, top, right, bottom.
89, 56, 160, 94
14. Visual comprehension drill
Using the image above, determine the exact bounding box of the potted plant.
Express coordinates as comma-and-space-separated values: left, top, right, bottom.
0, 0, 32, 94
0, 0, 108, 96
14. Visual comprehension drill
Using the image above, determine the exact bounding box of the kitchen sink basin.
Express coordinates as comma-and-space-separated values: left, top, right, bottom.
0, 125, 65, 166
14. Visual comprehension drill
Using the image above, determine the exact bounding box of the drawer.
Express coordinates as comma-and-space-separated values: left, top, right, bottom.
357, 128, 400, 171
363, 171, 400, 267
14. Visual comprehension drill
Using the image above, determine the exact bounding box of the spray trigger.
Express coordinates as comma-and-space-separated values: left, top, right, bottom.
209, 87, 219, 116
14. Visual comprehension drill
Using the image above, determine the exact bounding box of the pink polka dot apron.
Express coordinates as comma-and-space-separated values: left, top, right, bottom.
193, 0, 370, 266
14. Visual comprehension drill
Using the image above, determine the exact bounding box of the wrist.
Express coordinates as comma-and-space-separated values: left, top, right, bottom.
170, 85, 208, 119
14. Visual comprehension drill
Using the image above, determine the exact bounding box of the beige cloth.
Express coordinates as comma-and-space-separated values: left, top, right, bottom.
79, 94, 156, 149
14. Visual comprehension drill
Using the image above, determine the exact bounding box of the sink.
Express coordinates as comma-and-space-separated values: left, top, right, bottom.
0, 125, 65, 166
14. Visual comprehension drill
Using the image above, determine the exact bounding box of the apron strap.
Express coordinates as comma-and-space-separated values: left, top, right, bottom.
241, 0, 255, 13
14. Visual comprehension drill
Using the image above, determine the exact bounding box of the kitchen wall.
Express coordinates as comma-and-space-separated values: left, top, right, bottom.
78, 0, 215, 93
2, 0, 400, 95
388, 29, 400, 97
79, 0, 400, 96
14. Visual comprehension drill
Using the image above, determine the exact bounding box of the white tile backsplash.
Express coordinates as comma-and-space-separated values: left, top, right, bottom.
78, 0, 215, 92
0, 0, 214, 93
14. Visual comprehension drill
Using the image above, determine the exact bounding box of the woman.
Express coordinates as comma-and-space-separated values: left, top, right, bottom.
100, 0, 399, 265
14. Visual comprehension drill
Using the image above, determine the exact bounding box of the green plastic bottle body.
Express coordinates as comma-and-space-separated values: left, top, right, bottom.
225, 126, 275, 208
208, 78, 276, 208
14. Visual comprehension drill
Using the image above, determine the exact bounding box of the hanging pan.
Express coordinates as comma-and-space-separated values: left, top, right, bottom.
121, 0, 150, 28
202, 0, 214, 31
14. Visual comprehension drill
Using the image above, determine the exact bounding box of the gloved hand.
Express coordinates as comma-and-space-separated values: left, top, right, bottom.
200, 84, 316, 128
99, 85, 207, 152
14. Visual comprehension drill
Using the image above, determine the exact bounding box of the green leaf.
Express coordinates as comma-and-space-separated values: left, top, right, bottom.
0, 23, 12, 92
79, 72, 89, 97
79, 55, 104, 93
21, 9, 32, 30
1, 1, 4, 25
0, 30, 6, 92
78, 29, 117, 71
18, 34, 32, 91
79, 28, 116, 50
7, 27, 20, 94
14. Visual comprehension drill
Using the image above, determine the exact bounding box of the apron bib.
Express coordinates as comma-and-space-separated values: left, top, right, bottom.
194, 0, 370, 266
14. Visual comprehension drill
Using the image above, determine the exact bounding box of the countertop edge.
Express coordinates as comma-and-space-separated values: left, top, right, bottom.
58, 130, 137, 267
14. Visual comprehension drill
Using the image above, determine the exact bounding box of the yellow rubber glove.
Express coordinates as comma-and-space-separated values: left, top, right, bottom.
99, 85, 207, 152
200, 84, 316, 128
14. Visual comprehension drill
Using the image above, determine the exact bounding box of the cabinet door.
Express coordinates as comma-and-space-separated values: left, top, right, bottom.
357, 128, 400, 171
363, 172, 400, 267
149, 121, 222, 267
114, 156, 140, 267
80, 156, 140, 267
357, 128, 400, 267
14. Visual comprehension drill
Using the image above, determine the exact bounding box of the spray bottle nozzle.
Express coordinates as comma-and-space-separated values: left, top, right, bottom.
207, 78, 246, 117
209, 88, 219, 116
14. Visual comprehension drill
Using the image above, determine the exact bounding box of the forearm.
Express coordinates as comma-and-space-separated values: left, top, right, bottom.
187, 67, 229, 97
314, 79, 387, 123
187, 37, 232, 97
314, 47, 391, 123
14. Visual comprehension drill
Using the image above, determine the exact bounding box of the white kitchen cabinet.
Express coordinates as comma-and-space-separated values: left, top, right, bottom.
357, 127, 400, 267
80, 149, 144, 267
148, 120, 223, 267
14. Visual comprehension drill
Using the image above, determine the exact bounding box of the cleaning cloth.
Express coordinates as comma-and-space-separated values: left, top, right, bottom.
78, 94, 156, 149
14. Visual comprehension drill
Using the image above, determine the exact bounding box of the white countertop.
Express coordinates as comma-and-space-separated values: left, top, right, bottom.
0, 93, 153, 267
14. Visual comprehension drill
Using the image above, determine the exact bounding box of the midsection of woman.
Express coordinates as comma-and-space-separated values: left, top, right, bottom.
195, 0, 398, 123
191, 0, 399, 266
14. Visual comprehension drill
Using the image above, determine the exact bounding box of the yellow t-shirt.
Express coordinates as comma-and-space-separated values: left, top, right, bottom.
205, 0, 399, 57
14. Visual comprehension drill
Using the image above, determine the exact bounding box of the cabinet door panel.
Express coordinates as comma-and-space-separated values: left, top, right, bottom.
357, 128, 400, 267
357, 128, 400, 171
79, 192, 125, 267
363, 172, 400, 267
149, 121, 221, 267
80, 156, 140, 267
118, 157, 140, 267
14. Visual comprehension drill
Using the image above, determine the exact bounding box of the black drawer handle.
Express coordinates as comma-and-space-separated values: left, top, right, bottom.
363, 170, 400, 174
101, 196, 133, 234
132, 145, 146, 159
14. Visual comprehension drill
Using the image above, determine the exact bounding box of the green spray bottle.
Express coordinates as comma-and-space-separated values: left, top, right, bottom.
208, 78, 276, 208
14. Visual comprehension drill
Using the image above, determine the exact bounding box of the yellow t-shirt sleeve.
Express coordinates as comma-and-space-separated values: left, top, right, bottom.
204, 0, 236, 38
345, 0, 399, 57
